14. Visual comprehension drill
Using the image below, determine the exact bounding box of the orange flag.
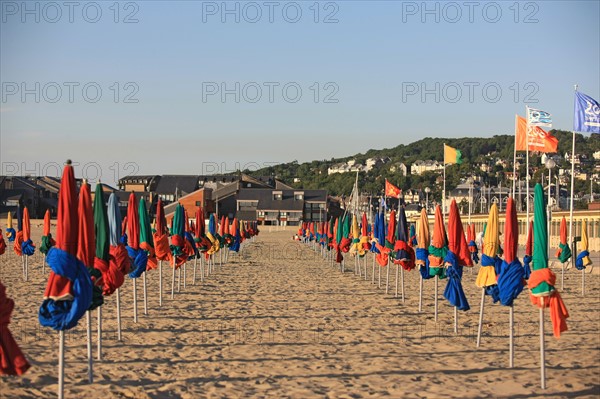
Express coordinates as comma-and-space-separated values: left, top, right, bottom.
515, 115, 558, 153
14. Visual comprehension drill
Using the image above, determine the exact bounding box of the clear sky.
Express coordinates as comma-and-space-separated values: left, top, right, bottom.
1, 0, 599, 186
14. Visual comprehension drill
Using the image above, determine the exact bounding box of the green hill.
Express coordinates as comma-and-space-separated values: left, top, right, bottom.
247, 131, 600, 199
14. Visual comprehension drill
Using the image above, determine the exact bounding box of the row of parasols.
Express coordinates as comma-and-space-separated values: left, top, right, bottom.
0, 161, 259, 399
297, 184, 593, 389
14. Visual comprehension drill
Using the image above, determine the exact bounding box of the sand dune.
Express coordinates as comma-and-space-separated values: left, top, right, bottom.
1, 226, 599, 398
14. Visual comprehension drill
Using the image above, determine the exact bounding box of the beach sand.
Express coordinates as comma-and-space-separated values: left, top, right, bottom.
1, 225, 599, 398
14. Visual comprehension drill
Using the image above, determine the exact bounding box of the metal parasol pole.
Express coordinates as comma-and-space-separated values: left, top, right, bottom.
58, 330, 65, 399
418, 275, 423, 312
86, 310, 93, 383
385, 259, 390, 294
97, 307, 102, 361
434, 276, 438, 322
401, 267, 405, 303
540, 297, 546, 389
143, 272, 148, 315
171, 262, 176, 299
159, 260, 163, 306
193, 257, 197, 285
132, 278, 138, 323
395, 264, 399, 298
200, 255, 205, 282
378, 261, 381, 288
183, 263, 187, 289
509, 305, 514, 368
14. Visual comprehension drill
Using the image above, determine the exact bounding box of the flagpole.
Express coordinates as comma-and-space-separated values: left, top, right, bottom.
526, 107, 531, 228
513, 115, 518, 198
568, 85, 578, 265
443, 144, 446, 217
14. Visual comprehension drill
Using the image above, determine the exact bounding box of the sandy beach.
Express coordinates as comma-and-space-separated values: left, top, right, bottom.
1, 224, 599, 399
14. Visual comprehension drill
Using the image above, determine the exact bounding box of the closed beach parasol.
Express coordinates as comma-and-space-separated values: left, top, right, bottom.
416, 208, 431, 312
107, 192, 131, 341
476, 203, 501, 347
467, 223, 479, 264
497, 198, 525, 307
393, 206, 415, 300
428, 205, 448, 278
139, 198, 156, 270
38, 161, 93, 399
0, 229, 6, 255
40, 209, 56, 263
523, 221, 534, 279
443, 199, 472, 318
0, 280, 31, 376
126, 193, 147, 323
5, 212, 16, 242
496, 197, 525, 367
77, 181, 102, 383
575, 219, 592, 296
556, 217, 572, 263
138, 197, 154, 314
528, 183, 569, 388
20, 206, 36, 280
428, 205, 447, 322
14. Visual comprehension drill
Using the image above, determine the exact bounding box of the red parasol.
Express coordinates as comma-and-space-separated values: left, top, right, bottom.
44, 162, 78, 301
360, 213, 371, 251
0, 230, 6, 255
504, 198, 517, 264
446, 200, 472, 267
0, 280, 31, 375
22, 207, 31, 244
44, 210, 51, 237
526, 221, 533, 257
386, 210, 396, 246
127, 193, 140, 250
77, 182, 95, 268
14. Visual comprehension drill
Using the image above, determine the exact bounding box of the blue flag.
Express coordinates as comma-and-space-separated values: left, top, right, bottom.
527, 107, 552, 127
574, 91, 600, 133
379, 196, 387, 211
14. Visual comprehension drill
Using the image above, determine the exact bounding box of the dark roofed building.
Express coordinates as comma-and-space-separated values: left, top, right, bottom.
154, 175, 200, 202
235, 188, 327, 226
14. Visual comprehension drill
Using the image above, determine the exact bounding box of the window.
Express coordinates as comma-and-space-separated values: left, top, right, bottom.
281, 212, 287, 216
273, 192, 282, 200
196, 201, 201, 206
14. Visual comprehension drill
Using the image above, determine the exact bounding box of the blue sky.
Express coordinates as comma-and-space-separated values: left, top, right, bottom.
1, 1, 599, 185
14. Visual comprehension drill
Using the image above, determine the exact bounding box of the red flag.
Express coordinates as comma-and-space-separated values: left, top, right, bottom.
515, 115, 558, 153
385, 179, 402, 198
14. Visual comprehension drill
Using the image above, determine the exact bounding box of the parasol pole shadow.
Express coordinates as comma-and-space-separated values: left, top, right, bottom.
476, 288, 485, 347
116, 288, 122, 341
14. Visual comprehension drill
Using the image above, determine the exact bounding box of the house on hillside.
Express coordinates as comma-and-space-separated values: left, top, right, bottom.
411, 160, 443, 175
390, 162, 407, 176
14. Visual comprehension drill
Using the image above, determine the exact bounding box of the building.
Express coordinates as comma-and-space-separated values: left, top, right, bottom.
411, 160, 443, 175
235, 188, 327, 226
389, 162, 408, 176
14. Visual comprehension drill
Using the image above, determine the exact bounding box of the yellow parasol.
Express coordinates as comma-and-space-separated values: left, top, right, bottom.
476, 203, 499, 288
